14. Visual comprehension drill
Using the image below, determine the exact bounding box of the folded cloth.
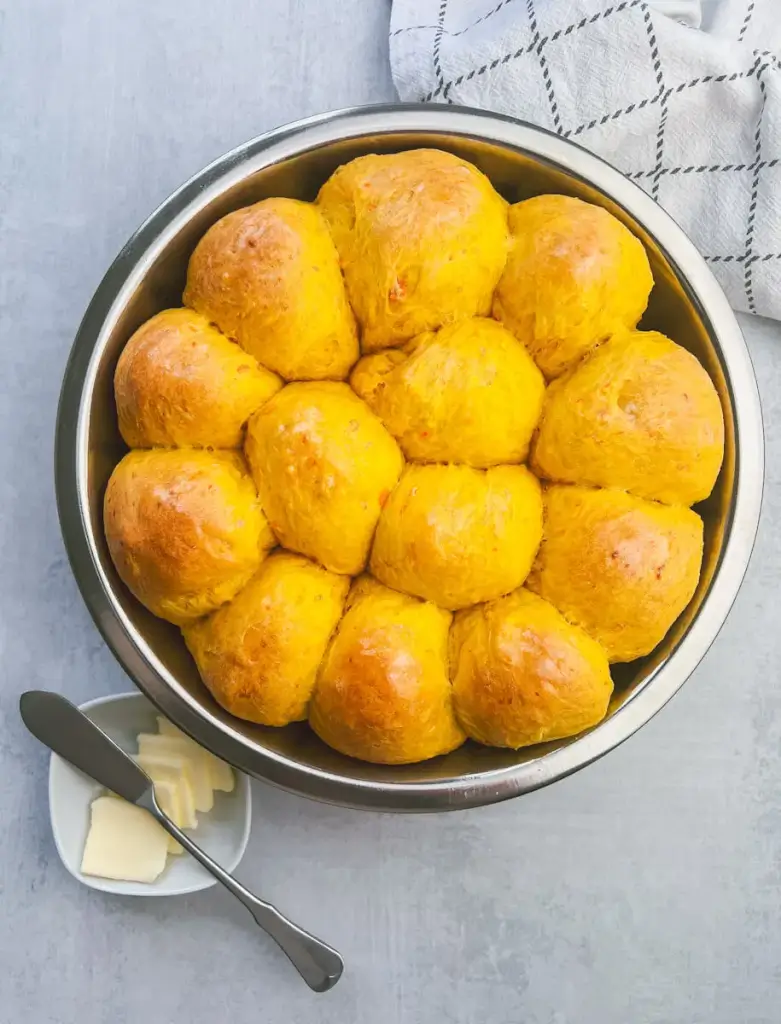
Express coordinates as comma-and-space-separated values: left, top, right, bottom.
390, 0, 781, 320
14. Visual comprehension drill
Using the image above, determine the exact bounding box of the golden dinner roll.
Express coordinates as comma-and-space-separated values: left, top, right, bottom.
527, 485, 703, 662
370, 463, 543, 610
309, 577, 465, 764
244, 382, 404, 575
450, 589, 613, 749
317, 149, 508, 351
183, 552, 350, 727
493, 195, 653, 379
104, 449, 274, 625
114, 308, 282, 448
183, 197, 358, 381
532, 330, 724, 506
350, 317, 545, 467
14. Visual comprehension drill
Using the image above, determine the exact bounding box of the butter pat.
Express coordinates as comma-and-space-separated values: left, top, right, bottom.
138, 733, 213, 813
134, 753, 198, 829
152, 779, 183, 854
107, 783, 182, 854
157, 717, 235, 793
81, 796, 169, 883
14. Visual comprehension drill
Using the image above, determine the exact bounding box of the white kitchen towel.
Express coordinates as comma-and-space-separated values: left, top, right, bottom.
390, 0, 781, 320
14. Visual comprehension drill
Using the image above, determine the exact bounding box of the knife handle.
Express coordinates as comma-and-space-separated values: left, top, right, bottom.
137, 791, 344, 993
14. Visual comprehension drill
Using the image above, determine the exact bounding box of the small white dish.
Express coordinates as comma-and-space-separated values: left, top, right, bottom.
48, 691, 252, 896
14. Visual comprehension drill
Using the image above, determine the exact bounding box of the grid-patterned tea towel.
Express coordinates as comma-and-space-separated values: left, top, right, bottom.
390, 0, 781, 320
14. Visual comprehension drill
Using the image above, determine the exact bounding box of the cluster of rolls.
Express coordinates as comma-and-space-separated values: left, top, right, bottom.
104, 148, 725, 765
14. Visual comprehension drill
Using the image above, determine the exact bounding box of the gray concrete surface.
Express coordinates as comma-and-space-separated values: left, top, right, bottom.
1, 2, 780, 1022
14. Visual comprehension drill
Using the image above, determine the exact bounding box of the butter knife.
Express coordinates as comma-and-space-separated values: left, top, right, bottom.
19, 690, 343, 993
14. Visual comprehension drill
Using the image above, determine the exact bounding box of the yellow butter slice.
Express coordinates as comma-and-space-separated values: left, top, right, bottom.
134, 753, 198, 829
80, 796, 168, 883
137, 733, 213, 813
156, 716, 235, 793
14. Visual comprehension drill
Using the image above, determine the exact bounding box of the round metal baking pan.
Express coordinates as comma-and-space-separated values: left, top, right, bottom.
55, 105, 764, 811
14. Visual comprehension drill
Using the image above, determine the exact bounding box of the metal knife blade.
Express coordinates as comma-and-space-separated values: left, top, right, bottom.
20, 690, 152, 804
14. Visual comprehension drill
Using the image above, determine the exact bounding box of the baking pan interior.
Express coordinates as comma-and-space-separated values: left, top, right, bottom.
80, 128, 735, 788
